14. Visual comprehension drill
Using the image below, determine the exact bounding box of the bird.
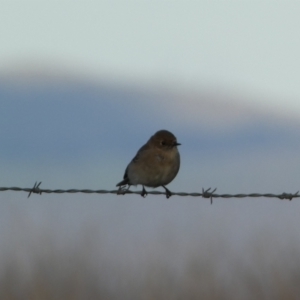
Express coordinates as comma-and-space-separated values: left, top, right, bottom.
116, 130, 181, 198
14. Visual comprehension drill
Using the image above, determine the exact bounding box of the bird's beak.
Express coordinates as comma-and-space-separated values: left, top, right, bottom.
175, 142, 181, 146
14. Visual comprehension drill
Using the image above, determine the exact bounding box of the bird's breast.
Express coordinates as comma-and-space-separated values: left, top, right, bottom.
127, 148, 180, 187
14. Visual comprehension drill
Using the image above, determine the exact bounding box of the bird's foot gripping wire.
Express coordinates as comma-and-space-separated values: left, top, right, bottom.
141, 186, 148, 198
162, 185, 172, 199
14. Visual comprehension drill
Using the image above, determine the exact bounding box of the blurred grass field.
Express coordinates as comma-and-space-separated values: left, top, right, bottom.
1, 230, 300, 300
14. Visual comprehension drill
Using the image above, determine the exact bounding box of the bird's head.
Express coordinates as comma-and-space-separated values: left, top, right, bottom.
150, 130, 181, 149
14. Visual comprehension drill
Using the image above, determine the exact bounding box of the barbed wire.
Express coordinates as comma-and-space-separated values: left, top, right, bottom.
0, 182, 299, 203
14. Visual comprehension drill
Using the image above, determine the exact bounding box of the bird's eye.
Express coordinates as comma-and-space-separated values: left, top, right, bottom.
161, 141, 166, 146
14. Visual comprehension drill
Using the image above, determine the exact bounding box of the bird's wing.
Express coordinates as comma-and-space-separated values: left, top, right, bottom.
131, 143, 150, 163
116, 143, 150, 187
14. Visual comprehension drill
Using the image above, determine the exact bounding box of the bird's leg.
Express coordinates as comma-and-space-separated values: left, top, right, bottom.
141, 186, 148, 198
162, 185, 172, 199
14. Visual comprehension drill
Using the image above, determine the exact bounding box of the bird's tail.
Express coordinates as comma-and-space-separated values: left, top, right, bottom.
116, 178, 130, 187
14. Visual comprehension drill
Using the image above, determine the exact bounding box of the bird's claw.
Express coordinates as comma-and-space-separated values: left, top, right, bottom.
163, 186, 172, 199
141, 186, 148, 198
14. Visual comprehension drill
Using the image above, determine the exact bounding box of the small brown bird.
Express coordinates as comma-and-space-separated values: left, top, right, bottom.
116, 130, 181, 198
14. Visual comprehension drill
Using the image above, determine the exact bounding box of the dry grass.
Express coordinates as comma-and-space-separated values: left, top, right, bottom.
0, 236, 300, 300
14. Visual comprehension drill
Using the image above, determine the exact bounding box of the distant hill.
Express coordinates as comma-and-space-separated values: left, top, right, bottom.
1, 68, 299, 163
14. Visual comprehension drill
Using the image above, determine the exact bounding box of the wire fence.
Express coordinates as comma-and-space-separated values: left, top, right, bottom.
0, 182, 299, 203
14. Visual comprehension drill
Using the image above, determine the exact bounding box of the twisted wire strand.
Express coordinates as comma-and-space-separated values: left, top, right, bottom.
0, 182, 299, 201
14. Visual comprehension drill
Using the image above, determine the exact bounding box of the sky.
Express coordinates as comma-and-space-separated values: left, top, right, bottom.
1, 1, 300, 113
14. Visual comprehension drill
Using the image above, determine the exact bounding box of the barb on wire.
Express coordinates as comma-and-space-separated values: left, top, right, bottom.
278, 191, 299, 201
0, 182, 300, 202
202, 187, 217, 204
28, 181, 42, 198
